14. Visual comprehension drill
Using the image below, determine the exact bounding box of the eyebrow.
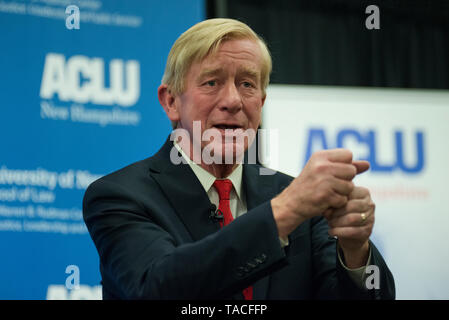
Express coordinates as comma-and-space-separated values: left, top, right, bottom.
197, 68, 224, 81
197, 67, 260, 81
239, 67, 259, 80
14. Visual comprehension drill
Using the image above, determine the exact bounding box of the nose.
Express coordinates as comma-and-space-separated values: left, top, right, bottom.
218, 82, 243, 114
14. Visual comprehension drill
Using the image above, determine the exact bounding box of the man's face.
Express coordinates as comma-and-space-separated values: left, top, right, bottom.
174, 39, 266, 162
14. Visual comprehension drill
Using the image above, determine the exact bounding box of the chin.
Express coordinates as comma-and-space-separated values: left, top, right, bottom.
202, 141, 247, 165
223, 142, 246, 164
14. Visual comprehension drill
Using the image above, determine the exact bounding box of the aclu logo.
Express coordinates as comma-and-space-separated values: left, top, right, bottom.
40, 53, 140, 107
39, 53, 142, 127
304, 128, 425, 174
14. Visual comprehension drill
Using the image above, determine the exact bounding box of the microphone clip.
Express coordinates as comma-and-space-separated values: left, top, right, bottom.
209, 205, 224, 222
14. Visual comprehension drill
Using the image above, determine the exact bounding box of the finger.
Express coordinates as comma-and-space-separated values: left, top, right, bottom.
328, 225, 372, 240
328, 211, 374, 228
326, 149, 353, 164
349, 186, 371, 200
347, 199, 372, 214
331, 177, 354, 196
353, 160, 370, 175
328, 199, 371, 219
329, 205, 346, 219
327, 192, 348, 209
330, 163, 357, 181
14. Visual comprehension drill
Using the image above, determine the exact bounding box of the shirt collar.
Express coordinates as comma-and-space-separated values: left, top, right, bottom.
173, 141, 243, 199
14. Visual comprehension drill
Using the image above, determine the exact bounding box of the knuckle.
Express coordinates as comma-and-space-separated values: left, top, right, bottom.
344, 149, 353, 159
350, 165, 357, 176
359, 186, 370, 196
350, 214, 360, 225
350, 186, 369, 199
345, 201, 354, 212
333, 195, 347, 208
315, 188, 329, 202
313, 150, 326, 159
314, 162, 330, 174
346, 199, 358, 212
346, 165, 357, 180
347, 181, 355, 192
357, 200, 368, 212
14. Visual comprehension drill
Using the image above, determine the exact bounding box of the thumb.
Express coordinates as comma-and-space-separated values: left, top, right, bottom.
353, 160, 370, 175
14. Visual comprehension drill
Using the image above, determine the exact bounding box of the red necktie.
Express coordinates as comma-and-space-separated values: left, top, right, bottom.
213, 179, 253, 300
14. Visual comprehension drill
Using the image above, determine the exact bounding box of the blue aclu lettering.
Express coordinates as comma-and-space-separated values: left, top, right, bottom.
304, 128, 425, 173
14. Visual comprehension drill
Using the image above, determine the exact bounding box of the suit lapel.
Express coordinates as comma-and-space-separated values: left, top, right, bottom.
243, 164, 274, 212
148, 138, 220, 241
242, 164, 276, 300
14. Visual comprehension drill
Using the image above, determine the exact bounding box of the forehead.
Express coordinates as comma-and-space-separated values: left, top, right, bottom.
194, 39, 263, 76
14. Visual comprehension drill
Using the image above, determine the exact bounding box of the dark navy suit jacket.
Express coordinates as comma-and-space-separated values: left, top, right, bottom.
83, 138, 395, 299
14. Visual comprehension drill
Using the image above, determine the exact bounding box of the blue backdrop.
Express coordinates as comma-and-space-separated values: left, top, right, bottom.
0, 0, 204, 299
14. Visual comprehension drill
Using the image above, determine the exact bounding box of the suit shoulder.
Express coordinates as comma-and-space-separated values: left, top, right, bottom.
102, 157, 150, 182
84, 156, 155, 197
272, 169, 294, 183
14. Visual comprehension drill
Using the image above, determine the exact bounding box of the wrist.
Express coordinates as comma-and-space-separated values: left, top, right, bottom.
338, 240, 370, 269
271, 196, 306, 239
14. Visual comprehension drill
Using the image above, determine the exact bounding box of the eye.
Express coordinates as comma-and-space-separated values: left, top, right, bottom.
205, 80, 216, 87
242, 81, 254, 88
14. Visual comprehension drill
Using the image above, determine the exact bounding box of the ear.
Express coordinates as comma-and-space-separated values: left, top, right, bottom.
158, 84, 180, 122
261, 93, 266, 108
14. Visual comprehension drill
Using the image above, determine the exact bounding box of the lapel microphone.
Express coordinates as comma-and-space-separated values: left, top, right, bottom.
209, 204, 224, 221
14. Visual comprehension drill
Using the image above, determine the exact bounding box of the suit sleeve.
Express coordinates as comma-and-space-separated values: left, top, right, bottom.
83, 178, 287, 299
310, 216, 395, 299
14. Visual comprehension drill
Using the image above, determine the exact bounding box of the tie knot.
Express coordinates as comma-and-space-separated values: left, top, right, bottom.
213, 179, 233, 200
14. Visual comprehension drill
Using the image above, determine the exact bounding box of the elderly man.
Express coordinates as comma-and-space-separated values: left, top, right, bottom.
83, 18, 395, 299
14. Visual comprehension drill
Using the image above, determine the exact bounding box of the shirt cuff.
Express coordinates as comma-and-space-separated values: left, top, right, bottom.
337, 243, 372, 289
279, 236, 289, 248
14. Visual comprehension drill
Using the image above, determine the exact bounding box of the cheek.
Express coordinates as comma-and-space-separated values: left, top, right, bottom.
180, 95, 211, 124
244, 102, 262, 127
192, 95, 215, 119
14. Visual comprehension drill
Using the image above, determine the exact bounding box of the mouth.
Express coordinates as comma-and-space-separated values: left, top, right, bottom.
212, 124, 243, 131
208, 124, 251, 150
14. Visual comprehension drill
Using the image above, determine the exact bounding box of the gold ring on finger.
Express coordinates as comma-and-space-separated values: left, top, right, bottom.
360, 213, 367, 224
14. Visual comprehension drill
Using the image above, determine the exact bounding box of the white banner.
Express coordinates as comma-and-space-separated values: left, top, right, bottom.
262, 84, 449, 299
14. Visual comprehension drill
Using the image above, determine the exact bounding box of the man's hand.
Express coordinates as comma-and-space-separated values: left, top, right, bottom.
325, 186, 375, 268
271, 149, 369, 238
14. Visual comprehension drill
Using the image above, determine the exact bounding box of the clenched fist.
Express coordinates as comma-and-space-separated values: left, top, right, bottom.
271, 149, 369, 239
325, 186, 375, 268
